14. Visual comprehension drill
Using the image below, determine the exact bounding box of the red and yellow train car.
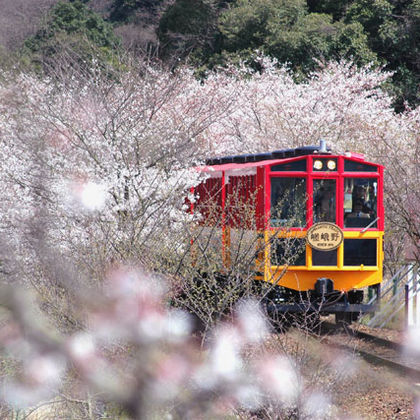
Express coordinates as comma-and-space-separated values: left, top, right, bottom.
191, 141, 384, 322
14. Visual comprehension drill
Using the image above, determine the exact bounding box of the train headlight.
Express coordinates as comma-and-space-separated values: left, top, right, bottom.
327, 159, 336, 170
313, 159, 323, 170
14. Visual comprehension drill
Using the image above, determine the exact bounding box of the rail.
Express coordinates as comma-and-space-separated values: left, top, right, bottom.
317, 322, 420, 383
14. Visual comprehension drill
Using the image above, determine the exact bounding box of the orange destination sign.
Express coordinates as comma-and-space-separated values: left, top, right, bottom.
307, 222, 344, 251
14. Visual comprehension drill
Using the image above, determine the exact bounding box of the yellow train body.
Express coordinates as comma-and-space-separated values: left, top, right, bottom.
256, 230, 384, 291
195, 144, 385, 315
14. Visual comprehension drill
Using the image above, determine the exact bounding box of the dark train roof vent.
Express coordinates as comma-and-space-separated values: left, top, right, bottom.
220, 156, 234, 164
245, 154, 256, 163
254, 153, 273, 162
283, 149, 296, 158
296, 145, 322, 155
271, 150, 286, 159
232, 155, 247, 163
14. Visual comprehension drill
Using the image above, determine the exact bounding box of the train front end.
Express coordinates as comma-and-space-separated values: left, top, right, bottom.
193, 143, 384, 321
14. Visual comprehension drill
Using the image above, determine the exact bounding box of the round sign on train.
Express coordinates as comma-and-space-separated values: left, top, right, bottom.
307, 222, 344, 251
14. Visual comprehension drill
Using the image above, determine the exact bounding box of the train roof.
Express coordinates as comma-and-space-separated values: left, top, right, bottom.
205, 145, 330, 166
201, 144, 383, 173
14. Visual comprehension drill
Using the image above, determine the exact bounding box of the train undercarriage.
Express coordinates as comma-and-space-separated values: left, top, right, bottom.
261, 279, 381, 326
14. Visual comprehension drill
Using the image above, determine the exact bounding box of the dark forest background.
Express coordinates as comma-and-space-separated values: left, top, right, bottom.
0, 0, 419, 110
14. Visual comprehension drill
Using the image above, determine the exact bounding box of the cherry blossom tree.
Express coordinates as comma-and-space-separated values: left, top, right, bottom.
0, 61, 234, 269
204, 58, 419, 269
1, 57, 417, 278
0, 56, 418, 417
2, 264, 345, 419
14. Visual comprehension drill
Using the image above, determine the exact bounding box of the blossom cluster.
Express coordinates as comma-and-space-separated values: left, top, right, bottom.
0, 57, 418, 417
0, 59, 418, 276
0, 267, 333, 419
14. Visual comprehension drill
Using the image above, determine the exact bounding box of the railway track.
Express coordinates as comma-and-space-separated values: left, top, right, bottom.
316, 321, 420, 384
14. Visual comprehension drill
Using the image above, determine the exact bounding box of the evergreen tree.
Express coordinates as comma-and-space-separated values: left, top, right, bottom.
218, 0, 376, 75
109, 0, 164, 23
158, 0, 220, 64
22, 1, 121, 73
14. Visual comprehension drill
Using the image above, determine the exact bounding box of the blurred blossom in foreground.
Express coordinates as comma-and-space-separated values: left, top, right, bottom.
3, 353, 66, 408
150, 353, 192, 400
236, 299, 269, 343
415, 398, 420, 419
165, 309, 192, 343
257, 355, 300, 405
90, 267, 164, 341
66, 332, 98, 371
207, 300, 269, 382
234, 384, 262, 410
70, 180, 107, 211
24, 354, 66, 388
303, 392, 332, 419
403, 327, 420, 356
211, 325, 243, 380
0, 268, 307, 418
106, 266, 165, 301
330, 353, 359, 379
91, 266, 192, 344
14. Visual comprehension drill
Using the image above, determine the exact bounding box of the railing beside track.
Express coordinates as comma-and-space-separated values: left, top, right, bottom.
364, 263, 420, 328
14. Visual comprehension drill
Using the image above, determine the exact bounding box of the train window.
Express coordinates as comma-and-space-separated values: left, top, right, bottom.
344, 160, 377, 172
271, 160, 306, 172
343, 178, 378, 228
271, 178, 306, 227
344, 239, 377, 266
312, 249, 337, 266
313, 179, 336, 223
271, 238, 306, 266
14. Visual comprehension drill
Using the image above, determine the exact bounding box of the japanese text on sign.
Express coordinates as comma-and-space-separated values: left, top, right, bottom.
306, 222, 344, 251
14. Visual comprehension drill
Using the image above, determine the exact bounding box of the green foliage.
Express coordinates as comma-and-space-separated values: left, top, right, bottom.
345, 0, 393, 32
158, 0, 219, 62
307, 0, 351, 20
341, 0, 419, 109
219, 0, 377, 74
157, 0, 417, 109
344, 0, 393, 55
160, 0, 215, 35
222, 0, 305, 45
266, 12, 336, 72
8, 0, 419, 108
390, 0, 420, 109
22, 1, 121, 73
332, 21, 377, 65
110, 0, 141, 22
109, 0, 164, 23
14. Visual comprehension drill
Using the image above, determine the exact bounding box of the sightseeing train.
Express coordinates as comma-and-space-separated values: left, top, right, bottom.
189, 141, 384, 323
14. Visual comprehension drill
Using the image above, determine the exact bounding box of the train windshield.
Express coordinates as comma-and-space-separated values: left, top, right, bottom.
344, 178, 378, 228
271, 177, 306, 227
313, 179, 336, 223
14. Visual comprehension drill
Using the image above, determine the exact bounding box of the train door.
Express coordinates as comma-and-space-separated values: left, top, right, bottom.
310, 176, 339, 267
312, 177, 337, 224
